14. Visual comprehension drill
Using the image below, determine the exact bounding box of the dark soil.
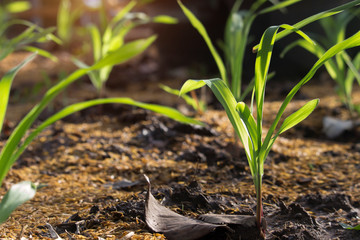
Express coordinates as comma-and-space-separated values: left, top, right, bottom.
0, 53, 360, 239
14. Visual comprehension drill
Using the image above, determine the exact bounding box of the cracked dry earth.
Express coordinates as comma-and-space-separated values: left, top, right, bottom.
0, 81, 360, 239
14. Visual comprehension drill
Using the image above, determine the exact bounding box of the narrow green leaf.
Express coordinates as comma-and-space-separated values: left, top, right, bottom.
0, 53, 36, 134
254, 25, 279, 148
279, 24, 315, 45
179, 80, 206, 96
259, 0, 301, 15
111, 0, 137, 25
236, 102, 258, 151
152, 15, 178, 24
0, 181, 36, 224
178, 0, 227, 85
22, 46, 58, 62
5, 1, 31, 13
277, 99, 319, 135
89, 25, 102, 62
91, 35, 156, 70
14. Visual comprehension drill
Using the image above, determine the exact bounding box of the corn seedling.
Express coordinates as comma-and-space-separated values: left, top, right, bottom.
73, 0, 177, 95
0, 37, 201, 224
281, 9, 360, 119
178, 0, 300, 102
0, 1, 60, 61
180, 21, 360, 236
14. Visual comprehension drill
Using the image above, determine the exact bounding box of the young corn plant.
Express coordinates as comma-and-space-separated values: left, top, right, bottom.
0, 1, 60, 61
180, 24, 360, 236
73, 0, 177, 95
178, 0, 300, 102
0, 38, 201, 224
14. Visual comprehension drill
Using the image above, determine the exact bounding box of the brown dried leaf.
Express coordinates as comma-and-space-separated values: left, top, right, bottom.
144, 175, 226, 240
198, 214, 256, 227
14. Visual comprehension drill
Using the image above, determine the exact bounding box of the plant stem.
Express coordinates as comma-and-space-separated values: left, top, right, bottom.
256, 171, 264, 236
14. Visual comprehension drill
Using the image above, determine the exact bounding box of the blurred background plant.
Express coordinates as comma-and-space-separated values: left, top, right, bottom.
281, 8, 360, 138
179, 0, 301, 103
71, 0, 177, 95
282, 8, 360, 118
0, 0, 60, 61
56, 0, 83, 49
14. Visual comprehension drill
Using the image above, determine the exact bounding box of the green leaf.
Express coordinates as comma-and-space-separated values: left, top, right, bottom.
179, 80, 206, 95
259, 0, 301, 15
152, 15, 178, 24
110, 0, 137, 25
91, 35, 157, 70
277, 99, 319, 135
89, 25, 102, 62
0, 181, 36, 224
236, 102, 258, 151
22, 46, 58, 62
340, 222, 360, 230
0, 53, 36, 134
5, 1, 31, 13
178, 0, 227, 85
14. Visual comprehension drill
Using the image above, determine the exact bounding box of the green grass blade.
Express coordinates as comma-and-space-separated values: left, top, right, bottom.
259, 0, 301, 15
0, 53, 36, 134
277, 99, 319, 135
254, 25, 279, 147
21, 46, 58, 62
10, 98, 203, 165
178, 0, 227, 85
343, 52, 360, 92
89, 25, 102, 62
0, 181, 36, 224
236, 102, 258, 151
57, 0, 71, 42
111, 0, 136, 25
253, 0, 360, 51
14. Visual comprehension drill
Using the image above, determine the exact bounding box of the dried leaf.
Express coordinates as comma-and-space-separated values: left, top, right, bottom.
198, 213, 256, 227
144, 175, 227, 240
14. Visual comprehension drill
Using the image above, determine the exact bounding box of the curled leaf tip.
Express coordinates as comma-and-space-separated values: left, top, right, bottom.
236, 102, 246, 113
